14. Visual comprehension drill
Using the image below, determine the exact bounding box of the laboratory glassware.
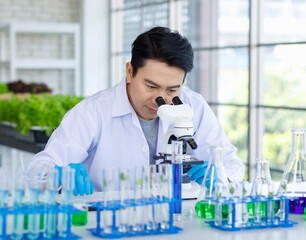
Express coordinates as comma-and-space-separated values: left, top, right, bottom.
241, 181, 249, 225
58, 166, 75, 238
214, 183, 225, 226
44, 167, 59, 239
0, 168, 9, 238
146, 165, 158, 231
172, 140, 183, 220
101, 167, 118, 234
196, 146, 229, 220
72, 199, 88, 226
27, 170, 43, 240
13, 170, 26, 240
159, 164, 172, 230
118, 167, 131, 233
277, 129, 306, 214
132, 166, 146, 232
249, 158, 274, 218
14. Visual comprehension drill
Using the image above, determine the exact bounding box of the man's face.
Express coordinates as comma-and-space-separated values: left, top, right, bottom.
126, 59, 185, 120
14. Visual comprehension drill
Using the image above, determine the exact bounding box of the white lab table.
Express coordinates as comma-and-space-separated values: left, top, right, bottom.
72, 199, 306, 240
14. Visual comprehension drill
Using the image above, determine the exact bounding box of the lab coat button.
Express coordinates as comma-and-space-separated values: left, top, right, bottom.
143, 146, 148, 152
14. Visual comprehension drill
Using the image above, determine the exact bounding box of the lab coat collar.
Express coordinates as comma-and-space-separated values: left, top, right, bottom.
111, 78, 134, 118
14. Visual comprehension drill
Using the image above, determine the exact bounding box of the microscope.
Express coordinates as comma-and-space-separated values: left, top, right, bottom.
154, 96, 203, 199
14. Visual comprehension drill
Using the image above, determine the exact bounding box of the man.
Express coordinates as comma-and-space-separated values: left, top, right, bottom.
28, 27, 245, 195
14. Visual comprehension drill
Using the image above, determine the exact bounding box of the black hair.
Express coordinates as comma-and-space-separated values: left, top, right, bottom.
130, 26, 194, 79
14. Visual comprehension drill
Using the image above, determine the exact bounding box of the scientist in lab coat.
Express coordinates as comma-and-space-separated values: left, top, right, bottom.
28, 26, 245, 195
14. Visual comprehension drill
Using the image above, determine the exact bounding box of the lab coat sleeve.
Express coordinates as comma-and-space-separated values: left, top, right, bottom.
27, 100, 100, 174
191, 95, 246, 182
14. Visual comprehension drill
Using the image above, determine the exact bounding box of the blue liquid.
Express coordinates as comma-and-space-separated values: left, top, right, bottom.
172, 164, 182, 214
58, 190, 73, 238
0, 190, 9, 237
13, 189, 25, 240
44, 189, 57, 239
28, 189, 40, 240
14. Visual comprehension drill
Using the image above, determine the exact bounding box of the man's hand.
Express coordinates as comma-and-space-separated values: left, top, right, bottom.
55, 163, 94, 196
187, 161, 218, 188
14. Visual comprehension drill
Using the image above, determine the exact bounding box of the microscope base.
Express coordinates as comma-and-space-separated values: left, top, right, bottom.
182, 181, 201, 199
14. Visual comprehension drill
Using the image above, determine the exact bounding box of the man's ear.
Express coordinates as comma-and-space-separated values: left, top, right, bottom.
126, 62, 133, 83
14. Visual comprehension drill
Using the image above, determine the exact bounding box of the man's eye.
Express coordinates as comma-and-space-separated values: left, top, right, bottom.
147, 85, 155, 89
169, 89, 176, 93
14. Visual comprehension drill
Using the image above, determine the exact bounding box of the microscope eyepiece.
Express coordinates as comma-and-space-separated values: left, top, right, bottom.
172, 96, 183, 105
186, 138, 198, 150
155, 96, 166, 106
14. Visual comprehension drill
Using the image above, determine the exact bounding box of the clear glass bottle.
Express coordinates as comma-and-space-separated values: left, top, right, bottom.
195, 146, 229, 220
277, 129, 306, 214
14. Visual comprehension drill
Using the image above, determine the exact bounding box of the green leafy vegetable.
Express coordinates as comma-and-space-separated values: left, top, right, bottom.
0, 83, 10, 94
0, 94, 83, 136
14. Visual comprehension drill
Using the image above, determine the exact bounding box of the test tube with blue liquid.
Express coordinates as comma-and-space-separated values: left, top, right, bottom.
58, 166, 75, 238
43, 167, 59, 239
0, 168, 9, 238
27, 170, 43, 239
13, 170, 26, 240
172, 140, 183, 220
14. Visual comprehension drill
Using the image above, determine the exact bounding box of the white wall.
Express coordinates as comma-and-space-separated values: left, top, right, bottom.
81, 0, 110, 96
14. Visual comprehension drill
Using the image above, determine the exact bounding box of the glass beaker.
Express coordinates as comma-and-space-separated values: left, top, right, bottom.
195, 146, 229, 220
277, 129, 306, 214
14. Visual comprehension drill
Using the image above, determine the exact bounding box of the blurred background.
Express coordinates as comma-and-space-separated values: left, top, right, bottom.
0, 0, 305, 181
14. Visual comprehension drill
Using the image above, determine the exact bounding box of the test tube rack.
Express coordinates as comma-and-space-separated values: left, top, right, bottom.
0, 204, 82, 240
87, 197, 182, 238
204, 195, 298, 231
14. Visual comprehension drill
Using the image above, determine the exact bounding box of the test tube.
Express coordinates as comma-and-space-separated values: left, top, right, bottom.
13, 170, 26, 240
267, 180, 274, 224
145, 165, 158, 231
279, 179, 288, 222
172, 141, 183, 221
27, 170, 43, 239
254, 181, 262, 224
58, 166, 75, 238
159, 164, 172, 230
132, 166, 145, 232
0, 168, 9, 238
214, 183, 223, 226
43, 168, 59, 239
101, 168, 117, 234
118, 167, 131, 233
241, 181, 249, 225
228, 182, 237, 226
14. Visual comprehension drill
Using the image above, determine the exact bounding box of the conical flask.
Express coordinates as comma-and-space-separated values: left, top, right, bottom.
195, 146, 229, 219
277, 129, 306, 214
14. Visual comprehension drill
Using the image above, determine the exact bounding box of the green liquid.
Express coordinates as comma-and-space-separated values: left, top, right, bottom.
72, 211, 88, 226
195, 200, 228, 220
24, 214, 44, 230
247, 201, 279, 217
304, 205, 306, 220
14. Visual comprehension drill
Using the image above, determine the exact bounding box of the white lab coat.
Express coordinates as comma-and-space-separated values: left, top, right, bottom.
29, 78, 245, 191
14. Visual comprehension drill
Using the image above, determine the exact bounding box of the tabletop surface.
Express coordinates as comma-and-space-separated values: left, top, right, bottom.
72, 199, 306, 240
